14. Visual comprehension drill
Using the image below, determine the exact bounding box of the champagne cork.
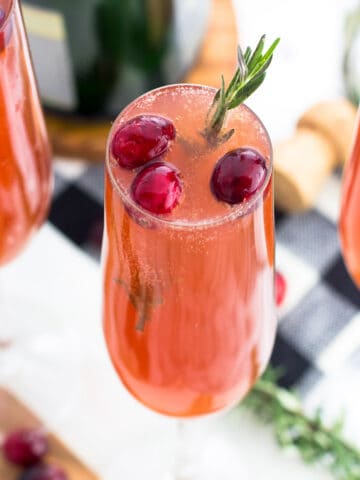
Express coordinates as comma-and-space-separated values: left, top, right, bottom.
298, 99, 357, 165
274, 99, 357, 212
274, 127, 337, 212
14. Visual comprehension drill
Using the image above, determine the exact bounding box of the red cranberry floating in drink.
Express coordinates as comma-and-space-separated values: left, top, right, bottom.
0, 7, 6, 51
111, 115, 176, 169
210, 147, 267, 204
0, 8, 5, 25
3, 428, 48, 467
275, 271, 287, 306
18, 465, 68, 480
0, 7, 12, 52
131, 161, 182, 214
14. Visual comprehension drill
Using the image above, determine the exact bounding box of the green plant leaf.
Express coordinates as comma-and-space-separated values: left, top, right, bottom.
205, 35, 280, 142
243, 367, 360, 480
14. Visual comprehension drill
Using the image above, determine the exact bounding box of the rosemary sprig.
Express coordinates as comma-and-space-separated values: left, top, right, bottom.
244, 369, 360, 479
204, 35, 280, 144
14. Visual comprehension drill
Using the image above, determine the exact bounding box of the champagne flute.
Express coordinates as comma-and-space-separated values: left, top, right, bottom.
339, 109, 360, 287
0, 0, 52, 359
102, 37, 279, 478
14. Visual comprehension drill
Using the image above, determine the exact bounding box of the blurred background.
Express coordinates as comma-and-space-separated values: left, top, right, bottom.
21, 0, 360, 137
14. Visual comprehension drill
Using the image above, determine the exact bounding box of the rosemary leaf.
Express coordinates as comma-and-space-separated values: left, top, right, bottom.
204, 35, 280, 144
244, 46, 252, 63
227, 73, 266, 109
248, 35, 266, 71
243, 368, 360, 480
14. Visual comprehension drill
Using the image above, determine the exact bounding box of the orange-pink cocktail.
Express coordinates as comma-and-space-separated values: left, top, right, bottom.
0, 0, 51, 266
102, 84, 276, 417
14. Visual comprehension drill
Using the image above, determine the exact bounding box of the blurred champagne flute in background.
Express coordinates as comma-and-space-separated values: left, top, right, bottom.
339, 111, 360, 287
0, 0, 52, 354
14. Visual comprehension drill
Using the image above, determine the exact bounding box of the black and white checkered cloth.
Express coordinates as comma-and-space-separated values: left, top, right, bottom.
50, 158, 360, 413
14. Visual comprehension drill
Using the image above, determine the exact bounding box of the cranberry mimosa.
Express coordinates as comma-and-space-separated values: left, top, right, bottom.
102, 37, 279, 417
0, 0, 52, 266
339, 113, 360, 287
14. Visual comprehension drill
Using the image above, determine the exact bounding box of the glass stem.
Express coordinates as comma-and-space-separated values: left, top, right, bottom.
173, 420, 202, 480
0, 281, 13, 350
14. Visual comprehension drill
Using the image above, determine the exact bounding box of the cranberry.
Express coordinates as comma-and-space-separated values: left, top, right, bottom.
131, 161, 182, 214
275, 271, 287, 306
0, 7, 12, 51
19, 465, 68, 480
0, 8, 6, 51
3, 428, 48, 467
0, 8, 5, 26
111, 115, 176, 169
210, 148, 267, 204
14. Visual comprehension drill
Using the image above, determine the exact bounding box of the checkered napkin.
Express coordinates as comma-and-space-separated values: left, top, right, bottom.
51, 158, 360, 438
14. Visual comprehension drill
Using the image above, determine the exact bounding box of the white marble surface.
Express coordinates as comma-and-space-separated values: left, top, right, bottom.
0, 224, 332, 479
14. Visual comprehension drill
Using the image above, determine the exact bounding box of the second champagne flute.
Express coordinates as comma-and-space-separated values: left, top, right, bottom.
339, 109, 360, 287
0, 0, 52, 371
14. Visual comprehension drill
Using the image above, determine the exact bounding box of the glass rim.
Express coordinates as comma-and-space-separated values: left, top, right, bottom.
0, 0, 16, 32
105, 83, 273, 230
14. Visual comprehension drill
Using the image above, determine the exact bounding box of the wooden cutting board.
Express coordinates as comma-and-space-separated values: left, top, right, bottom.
45, 0, 237, 162
0, 388, 98, 479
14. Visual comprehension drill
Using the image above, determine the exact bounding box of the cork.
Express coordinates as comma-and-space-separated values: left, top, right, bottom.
298, 99, 358, 165
274, 98, 357, 212
274, 127, 337, 212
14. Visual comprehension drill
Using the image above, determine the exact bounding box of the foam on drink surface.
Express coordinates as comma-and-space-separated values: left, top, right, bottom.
107, 84, 271, 227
